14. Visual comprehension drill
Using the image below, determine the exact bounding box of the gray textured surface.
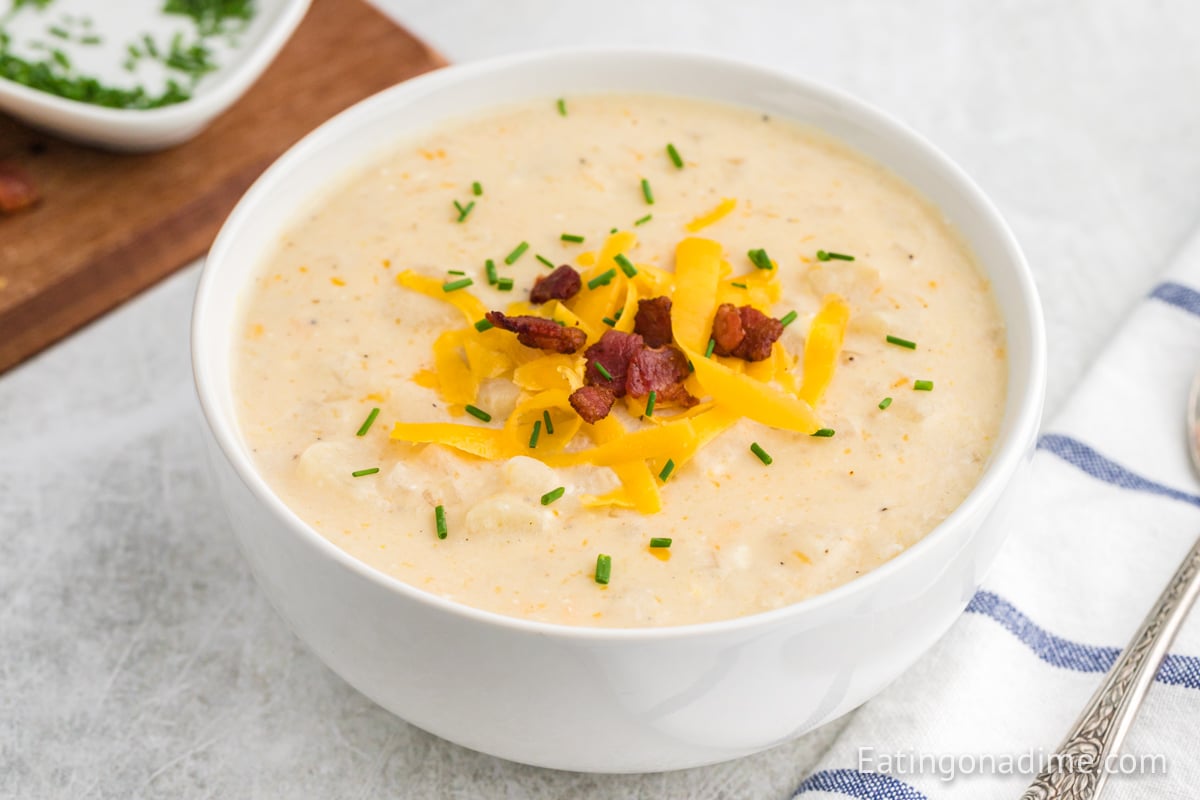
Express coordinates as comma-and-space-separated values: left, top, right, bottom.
3, 1, 1200, 797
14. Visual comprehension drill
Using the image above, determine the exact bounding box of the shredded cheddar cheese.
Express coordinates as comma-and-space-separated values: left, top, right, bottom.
390, 232, 848, 514
685, 198, 737, 232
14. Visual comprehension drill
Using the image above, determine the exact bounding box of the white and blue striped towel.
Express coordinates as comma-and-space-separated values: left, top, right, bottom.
793, 234, 1200, 799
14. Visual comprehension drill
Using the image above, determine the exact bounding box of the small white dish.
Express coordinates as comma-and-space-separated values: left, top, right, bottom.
192, 49, 1046, 772
0, 0, 310, 151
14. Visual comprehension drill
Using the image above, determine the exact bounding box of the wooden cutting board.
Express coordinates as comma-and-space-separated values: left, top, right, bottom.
0, 0, 446, 375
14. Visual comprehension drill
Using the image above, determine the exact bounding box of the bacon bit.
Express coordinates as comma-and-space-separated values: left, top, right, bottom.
710, 302, 782, 362
569, 385, 617, 424
0, 163, 39, 215
626, 346, 698, 406
529, 264, 582, 304
485, 311, 587, 354
583, 330, 643, 395
633, 296, 674, 348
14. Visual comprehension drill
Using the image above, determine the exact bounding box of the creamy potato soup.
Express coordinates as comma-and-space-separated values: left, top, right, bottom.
235, 95, 1006, 628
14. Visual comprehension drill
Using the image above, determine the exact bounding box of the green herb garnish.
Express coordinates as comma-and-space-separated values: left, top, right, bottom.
649, 537, 672, 549
356, 407, 381, 436
640, 178, 654, 205
465, 404, 492, 422
536, 254, 555, 269
878, 397, 893, 410
594, 554, 611, 584
474, 318, 494, 332
705, 338, 716, 358
634, 214, 652, 226
645, 390, 656, 418
587, 268, 617, 290
485, 258, 498, 286
529, 419, 542, 449
497, 277, 514, 291
886, 335, 917, 350
811, 428, 836, 437
914, 379, 934, 391
748, 248, 774, 271
817, 250, 855, 261
454, 200, 475, 222
442, 277, 474, 292
658, 459, 676, 482
541, 486, 565, 506
556, 97, 567, 116
614, 253, 637, 278
435, 505, 448, 539
666, 143, 683, 168
731, 282, 747, 289
351, 467, 379, 477
542, 410, 554, 435
594, 362, 614, 382
750, 442, 773, 465
472, 181, 483, 196
779, 310, 798, 328
561, 233, 585, 243
504, 241, 529, 265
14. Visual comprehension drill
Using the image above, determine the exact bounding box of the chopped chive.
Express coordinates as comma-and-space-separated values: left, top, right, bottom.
640, 178, 654, 205
666, 143, 684, 168
542, 410, 555, 435
649, 537, 672, 548
587, 268, 617, 290
614, 253, 637, 278
614, 309, 624, 320
455, 200, 475, 222
817, 250, 855, 261
610, 227, 618, 234
351, 467, 380, 477
594, 362, 614, 382
705, 338, 716, 358
504, 241, 529, 265
465, 404, 492, 422
472, 181, 483, 196
634, 213, 653, 226
49, 26, 69, 40
435, 505, 448, 539
528, 419, 542, 449
556, 98, 567, 116
750, 442, 773, 465
442, 277, 473, 292
561, 233, 585, 243
541, 486, 565, 505
474, 318, 494, 332
811, 428, 836, 438
80, 34, 102, 45
748, 248, 774, 270
886, 335, 917, 350
658, 459, 676, 482
645, 390, 657, 418
356, 407, 381, 436
485, 258, 498, 285
594, 554, 611, 585
731, 282, 747, 289
601, 316, 617, 327
536, 254, 556, 269
497, 277, 514, 291
779, 310, 799, 328
878, 396, 893, 410
447, 269, 466, 275
914, 379, 934, 391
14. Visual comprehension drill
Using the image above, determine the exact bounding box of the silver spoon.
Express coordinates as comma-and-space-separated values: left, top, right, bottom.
1020, 373, 1200, 799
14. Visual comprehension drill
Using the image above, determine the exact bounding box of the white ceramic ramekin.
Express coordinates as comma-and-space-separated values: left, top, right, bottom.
191, 49, 1045, 773
0, 0, 310, 151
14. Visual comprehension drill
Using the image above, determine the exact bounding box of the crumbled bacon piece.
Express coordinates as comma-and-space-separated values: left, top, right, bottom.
569, 385, 617, 424
485, 311, 587, 354
0, 163, 39, 215
710, 303, 782, 362
633, 296, 674, 348
626, 346, 697, 407
530, 264, 582, 304
583, 330, 643, 395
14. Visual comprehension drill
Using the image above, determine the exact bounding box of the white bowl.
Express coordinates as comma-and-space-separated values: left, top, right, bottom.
191, 49, 1046, 773
0, 0, 310, 151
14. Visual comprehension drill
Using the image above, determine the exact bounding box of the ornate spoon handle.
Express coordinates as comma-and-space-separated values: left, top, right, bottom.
1021, 536, 1200, 799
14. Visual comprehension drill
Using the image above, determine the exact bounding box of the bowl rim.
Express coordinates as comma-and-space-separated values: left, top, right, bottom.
0, 0, 311, 124
191, 45, 1047, 643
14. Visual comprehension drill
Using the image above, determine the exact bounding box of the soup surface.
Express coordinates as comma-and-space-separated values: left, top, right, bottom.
235, 94, 1006, 628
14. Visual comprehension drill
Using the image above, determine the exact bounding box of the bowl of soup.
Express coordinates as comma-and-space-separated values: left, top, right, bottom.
191, 48, 1045, 772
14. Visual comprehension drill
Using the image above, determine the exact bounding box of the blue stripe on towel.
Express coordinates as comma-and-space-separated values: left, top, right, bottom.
1150, 281, 1200, 317
1037, 433, 1200, 508
967, 591, 1200, 689
793, 768, 928, 799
